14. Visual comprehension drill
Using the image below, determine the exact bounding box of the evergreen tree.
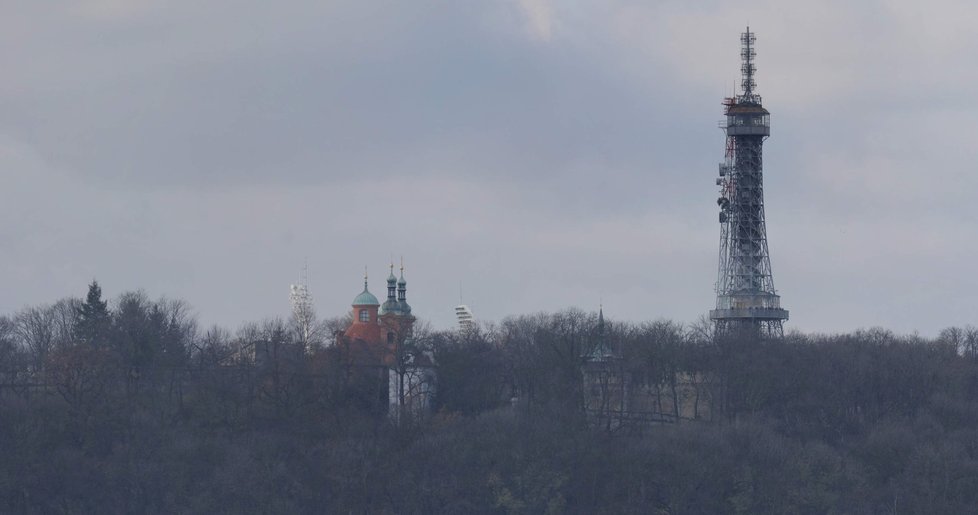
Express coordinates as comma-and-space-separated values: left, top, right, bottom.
76, 280, 110, 347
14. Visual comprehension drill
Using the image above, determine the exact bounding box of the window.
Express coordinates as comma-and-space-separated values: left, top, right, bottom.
359, 309, 370, 322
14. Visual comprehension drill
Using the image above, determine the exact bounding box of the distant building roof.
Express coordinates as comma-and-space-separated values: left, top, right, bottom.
353, 286, 379, 306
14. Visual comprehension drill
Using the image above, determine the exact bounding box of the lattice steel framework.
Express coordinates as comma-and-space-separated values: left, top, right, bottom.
711, 28, 788, 337
290, 263, 316, 350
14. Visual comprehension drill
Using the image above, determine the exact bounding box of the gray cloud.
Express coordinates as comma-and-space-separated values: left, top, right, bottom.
1, 1, 976, 335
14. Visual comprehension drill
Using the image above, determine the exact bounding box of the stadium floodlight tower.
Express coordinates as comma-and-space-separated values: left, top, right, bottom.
710, 27, 789, 337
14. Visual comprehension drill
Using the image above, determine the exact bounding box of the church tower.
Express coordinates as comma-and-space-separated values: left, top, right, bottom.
337, 262, 431, 422
379, 261, 416, 347
582, 306, 626, 431
342, 271, 383, 352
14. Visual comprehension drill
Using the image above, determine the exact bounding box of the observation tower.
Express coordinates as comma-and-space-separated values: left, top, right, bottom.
710, 28, 788, 337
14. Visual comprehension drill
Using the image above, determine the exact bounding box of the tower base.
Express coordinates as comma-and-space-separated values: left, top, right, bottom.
710, 293, 787, 338
711, 317, 786, 338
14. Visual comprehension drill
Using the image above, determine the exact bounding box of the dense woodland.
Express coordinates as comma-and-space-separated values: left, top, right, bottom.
3, 282, 978, 513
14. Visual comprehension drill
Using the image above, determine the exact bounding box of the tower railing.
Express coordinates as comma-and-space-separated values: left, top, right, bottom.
715, 293, 781, 311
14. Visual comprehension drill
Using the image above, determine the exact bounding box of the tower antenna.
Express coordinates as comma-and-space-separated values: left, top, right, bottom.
711, 27, 788, 337
739, 26, 759, 103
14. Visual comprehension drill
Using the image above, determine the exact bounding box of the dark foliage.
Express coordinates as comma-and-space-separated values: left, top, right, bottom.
76, 280, 110, 348
3, 288, 978, 513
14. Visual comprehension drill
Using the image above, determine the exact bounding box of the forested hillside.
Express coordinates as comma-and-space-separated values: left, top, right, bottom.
2, 283, 978, 513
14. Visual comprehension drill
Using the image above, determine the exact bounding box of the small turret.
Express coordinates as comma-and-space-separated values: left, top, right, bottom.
396, 262, 412, 315
380, 263, 400, 315
387, 264, 397, 299
587, 305, 615, 361
348, 268, 381, 329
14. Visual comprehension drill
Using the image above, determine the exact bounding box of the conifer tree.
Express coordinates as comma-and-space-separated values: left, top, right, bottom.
76, 280, 110, 347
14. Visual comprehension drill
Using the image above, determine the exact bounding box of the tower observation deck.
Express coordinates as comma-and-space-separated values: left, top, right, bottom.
710, 28, 788, 337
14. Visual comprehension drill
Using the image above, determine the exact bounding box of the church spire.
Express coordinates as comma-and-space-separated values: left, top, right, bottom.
387, 262, 397, 300
397, 257, 407, 302
588, 304, 613, 361
598, 304, 605, 336
396, 257, 412, 315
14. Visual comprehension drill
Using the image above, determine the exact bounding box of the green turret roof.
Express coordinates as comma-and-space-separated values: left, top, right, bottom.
353, 280, 379, 306
587, 306, 615, 361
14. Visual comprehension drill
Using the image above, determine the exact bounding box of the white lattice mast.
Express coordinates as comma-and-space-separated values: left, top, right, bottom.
289, 262, 317, 350
711, 27, 789, 337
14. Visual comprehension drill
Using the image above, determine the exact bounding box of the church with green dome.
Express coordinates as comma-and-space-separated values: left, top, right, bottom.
338, 262, 433, 422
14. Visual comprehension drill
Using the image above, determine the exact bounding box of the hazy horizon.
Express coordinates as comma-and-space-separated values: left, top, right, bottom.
3, 1, 977, 335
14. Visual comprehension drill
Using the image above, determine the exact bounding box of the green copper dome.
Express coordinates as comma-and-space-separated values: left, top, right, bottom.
353, 284, 379, 306
397, 300, 412, 315
379, 299, 401, 315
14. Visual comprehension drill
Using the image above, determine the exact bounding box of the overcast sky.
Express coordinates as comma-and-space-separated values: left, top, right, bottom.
2, 0, 977, 335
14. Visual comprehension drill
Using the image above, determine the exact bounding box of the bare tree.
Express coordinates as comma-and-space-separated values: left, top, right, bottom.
195, 325, 237, 366
149, 296, 198, 367
46, 345, 123, 439
686, 314, 716, 344
244, 318, 309, 420
50, 297, 81, 350
0, 316, 30, 397
940, 325, 978, 359
15, 304, 57, 373
498, 309, 596, 416
388, 319, 436, 426
965, 326, 978, 359
319, 314, 353, 348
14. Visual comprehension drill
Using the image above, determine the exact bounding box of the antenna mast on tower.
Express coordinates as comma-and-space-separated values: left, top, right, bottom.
711, 27, 789, 337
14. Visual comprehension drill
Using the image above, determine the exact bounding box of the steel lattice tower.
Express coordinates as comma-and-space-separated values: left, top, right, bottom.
710, 28, 788, 337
